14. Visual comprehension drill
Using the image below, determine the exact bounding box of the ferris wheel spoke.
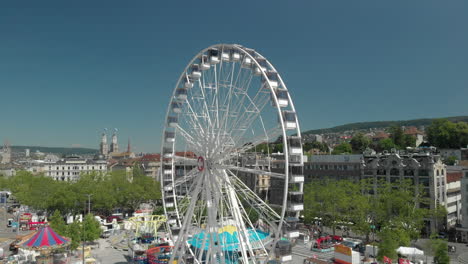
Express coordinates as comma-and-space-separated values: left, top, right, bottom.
221, 121, 282, 157
181, 100, 206, 137
226, 170, 281, 226
226, 90, 272, 148
174, 125, 203, 153
221, 165, 286, 180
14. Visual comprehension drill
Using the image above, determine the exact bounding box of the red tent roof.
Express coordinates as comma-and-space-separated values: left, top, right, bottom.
22, 226, 69, 249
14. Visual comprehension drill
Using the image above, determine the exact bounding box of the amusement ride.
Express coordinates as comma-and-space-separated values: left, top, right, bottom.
160, 44, 304, 263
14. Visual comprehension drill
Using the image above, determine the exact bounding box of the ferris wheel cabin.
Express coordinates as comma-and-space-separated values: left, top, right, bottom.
200, 55, 210, 71
282, 110, 297, 130
171, 101, 182, 113
190, 64, 201, 80
289, 165, 305, 183
284, 217, 300, 239
183, 78, 194, 89
167, 116, 178, 128
163, 147, 173, 158
264, 71, 279, 89
208, 48, 220, 64
221, 49, 230, 61
288, 191, 304, 212
254, 58, 268, 76
164, 131, 175, 143
230, 49, 241, 62
275, 88, 289, 108
176, 88, 188, 100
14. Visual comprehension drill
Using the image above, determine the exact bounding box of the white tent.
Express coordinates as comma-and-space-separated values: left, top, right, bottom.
397, 246, 424, 256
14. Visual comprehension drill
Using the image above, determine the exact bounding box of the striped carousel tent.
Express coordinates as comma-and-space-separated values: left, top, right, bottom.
22, 226, 70, 249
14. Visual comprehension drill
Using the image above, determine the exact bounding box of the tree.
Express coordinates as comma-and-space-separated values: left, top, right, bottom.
432, 238, 450, 264
82, 214, 102, 242
49, 210, 67, 236
378, 138, 396, 151
350, 133, 371, 153
66, 221, 82, 250
332, 142, 352, 155
403, 134, 416, 148
303, 141, 329, 153
377, 228, 399, 261
444, 156, 457, 166
390, 126, 405, 148
426, 119, 468, 148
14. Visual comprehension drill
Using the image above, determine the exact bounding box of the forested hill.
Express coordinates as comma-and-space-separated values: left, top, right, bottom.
303, 116, 468, 135
12, 146, 98, 156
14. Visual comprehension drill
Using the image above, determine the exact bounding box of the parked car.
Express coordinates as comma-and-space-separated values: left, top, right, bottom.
7, 219, 13, 228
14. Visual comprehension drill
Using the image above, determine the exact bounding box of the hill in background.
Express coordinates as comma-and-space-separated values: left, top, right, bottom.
303, 116, 468, 135
12, 146, 98, 156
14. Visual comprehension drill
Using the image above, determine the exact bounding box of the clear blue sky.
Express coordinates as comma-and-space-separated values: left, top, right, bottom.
1, 0, 467, 153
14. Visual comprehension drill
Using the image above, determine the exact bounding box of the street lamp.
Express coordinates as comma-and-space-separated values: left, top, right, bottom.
84, 194, 93, 215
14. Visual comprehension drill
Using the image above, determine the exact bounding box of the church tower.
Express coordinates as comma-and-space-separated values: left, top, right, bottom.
110, 129, 119, 153
100, 131, 108, 156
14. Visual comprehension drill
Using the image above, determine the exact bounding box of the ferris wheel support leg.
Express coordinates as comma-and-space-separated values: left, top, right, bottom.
169, 174, 205, 264
221, 170, 257, 264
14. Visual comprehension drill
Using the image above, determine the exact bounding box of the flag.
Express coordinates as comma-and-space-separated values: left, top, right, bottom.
399, 258, 411, 264
384, 256, 392, 264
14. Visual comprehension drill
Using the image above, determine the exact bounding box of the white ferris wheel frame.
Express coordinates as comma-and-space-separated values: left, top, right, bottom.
159, 44, 304, 263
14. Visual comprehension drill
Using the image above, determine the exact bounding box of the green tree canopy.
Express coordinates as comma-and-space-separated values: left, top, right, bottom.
3, 170, 161, 215
427, 119, 468, 148
332, 142, 352, 155
350, 133, 371, 153
432, 238, 450, 264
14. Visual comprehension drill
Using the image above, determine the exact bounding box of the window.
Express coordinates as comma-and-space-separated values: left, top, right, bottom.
419, 169, 429, 176
390, 168, 399, 176
420, 178, 430, 187
436, 170, 440, 176
404, 170, 414, 176
377, 169, 386, 175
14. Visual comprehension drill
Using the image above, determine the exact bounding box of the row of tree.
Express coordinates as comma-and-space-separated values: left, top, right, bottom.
303, 179, 446, 261
1, 166, 161, 215
332, 126, 417, 155
426, 119, 468, 149
332, 119, 468, 155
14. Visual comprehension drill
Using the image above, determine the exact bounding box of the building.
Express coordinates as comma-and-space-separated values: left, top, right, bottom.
100, 132, 109, 157
0, 141, 11, 164
457, 168, 468, 242
110, 131, 119, 154
43, 156, 107, 181
446, 166, 463, 228
403, 126, 424, 147
363, 150, 446, 234
304, 155, 363, 183
139, 154, 161, 179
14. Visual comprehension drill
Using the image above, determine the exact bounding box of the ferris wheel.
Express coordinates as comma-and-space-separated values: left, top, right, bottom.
160, 44, 304, 263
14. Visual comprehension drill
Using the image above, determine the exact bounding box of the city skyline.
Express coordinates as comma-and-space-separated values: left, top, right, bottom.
1, 0, 467, 152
